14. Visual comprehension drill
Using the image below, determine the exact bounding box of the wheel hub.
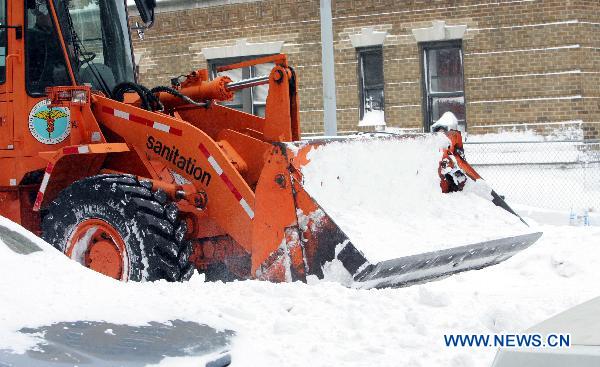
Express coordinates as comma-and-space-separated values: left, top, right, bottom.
66, 219, 128, 281
86, 240, 123, 279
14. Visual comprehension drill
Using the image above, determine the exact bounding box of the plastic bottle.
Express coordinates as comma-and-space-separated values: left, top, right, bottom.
569, 208, 576, 226
583, 209, 590, 227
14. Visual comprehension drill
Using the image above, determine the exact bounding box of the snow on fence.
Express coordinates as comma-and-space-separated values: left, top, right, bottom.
464, 140, 600, 211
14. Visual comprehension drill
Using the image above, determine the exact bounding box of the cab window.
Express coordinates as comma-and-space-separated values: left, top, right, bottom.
25, 0, 71, 95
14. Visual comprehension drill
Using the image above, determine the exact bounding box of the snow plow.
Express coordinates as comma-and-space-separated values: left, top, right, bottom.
0, 0, 540, 288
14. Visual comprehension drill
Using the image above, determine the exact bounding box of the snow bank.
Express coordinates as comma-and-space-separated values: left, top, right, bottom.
300, 134, 529, 262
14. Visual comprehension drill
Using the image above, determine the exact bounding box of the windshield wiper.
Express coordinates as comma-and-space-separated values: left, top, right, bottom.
58, 2, 112, 97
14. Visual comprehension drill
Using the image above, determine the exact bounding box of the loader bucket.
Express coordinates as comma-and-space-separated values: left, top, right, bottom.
256, 132, 541, 289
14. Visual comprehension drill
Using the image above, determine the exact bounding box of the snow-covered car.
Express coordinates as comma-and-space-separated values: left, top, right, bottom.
0, 220, 232, 367
492, 296, 600, 367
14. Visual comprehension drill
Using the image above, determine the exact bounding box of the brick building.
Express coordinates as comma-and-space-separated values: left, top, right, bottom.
130, 0, 600, 139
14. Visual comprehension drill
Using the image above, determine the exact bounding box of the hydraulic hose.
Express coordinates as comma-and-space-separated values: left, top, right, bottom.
112, 82, 154, 110
111, 83, 207, 112
149, 86, 208, 107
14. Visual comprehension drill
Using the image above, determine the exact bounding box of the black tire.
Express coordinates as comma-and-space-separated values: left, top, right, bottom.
42, 174, 195, 282
204, 263, 244, 283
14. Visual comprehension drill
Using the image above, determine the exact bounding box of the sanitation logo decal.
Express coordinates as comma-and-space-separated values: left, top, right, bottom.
28, 99, 71, 144
147, 135, 212, 186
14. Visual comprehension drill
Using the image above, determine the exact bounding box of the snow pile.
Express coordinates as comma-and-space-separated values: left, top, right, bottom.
431, 111, 459, 132
299, 134, 529, 262
358, 109, 385, 127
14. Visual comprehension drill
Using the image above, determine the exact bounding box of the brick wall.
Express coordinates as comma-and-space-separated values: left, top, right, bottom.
132, 0, 599, 138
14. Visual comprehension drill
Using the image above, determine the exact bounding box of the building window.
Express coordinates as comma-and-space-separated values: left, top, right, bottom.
421, 41, 466, 131
208, 56, 274, 118
357, 46, 385, 124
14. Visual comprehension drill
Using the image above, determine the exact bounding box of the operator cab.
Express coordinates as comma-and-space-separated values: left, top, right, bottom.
26, 0, 136, 96
0, 0, 155, 189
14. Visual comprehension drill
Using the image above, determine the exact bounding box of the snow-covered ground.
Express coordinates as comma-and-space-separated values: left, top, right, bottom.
0, 216, 597, 367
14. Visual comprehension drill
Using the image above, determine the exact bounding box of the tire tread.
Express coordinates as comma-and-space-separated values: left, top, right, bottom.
42, 175, 193, 282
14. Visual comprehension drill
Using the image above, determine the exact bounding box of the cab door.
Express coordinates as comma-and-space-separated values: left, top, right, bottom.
20, 0, 74, 159
0, 100, 13, 150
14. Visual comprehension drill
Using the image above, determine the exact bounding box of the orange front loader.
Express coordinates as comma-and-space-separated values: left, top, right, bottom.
0, 0, 540, 288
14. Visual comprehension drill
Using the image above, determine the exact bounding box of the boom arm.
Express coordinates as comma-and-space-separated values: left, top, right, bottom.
91, 57, 300, 260
94, 95, 256, 253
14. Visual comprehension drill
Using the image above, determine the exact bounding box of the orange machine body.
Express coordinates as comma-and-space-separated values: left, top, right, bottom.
0, 0, 307, 280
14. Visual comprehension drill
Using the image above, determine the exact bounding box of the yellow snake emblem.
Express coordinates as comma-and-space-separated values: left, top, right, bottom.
33, 109, 68, 136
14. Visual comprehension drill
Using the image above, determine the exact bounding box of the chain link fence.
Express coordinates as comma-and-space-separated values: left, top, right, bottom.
464, 140, 600, 211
